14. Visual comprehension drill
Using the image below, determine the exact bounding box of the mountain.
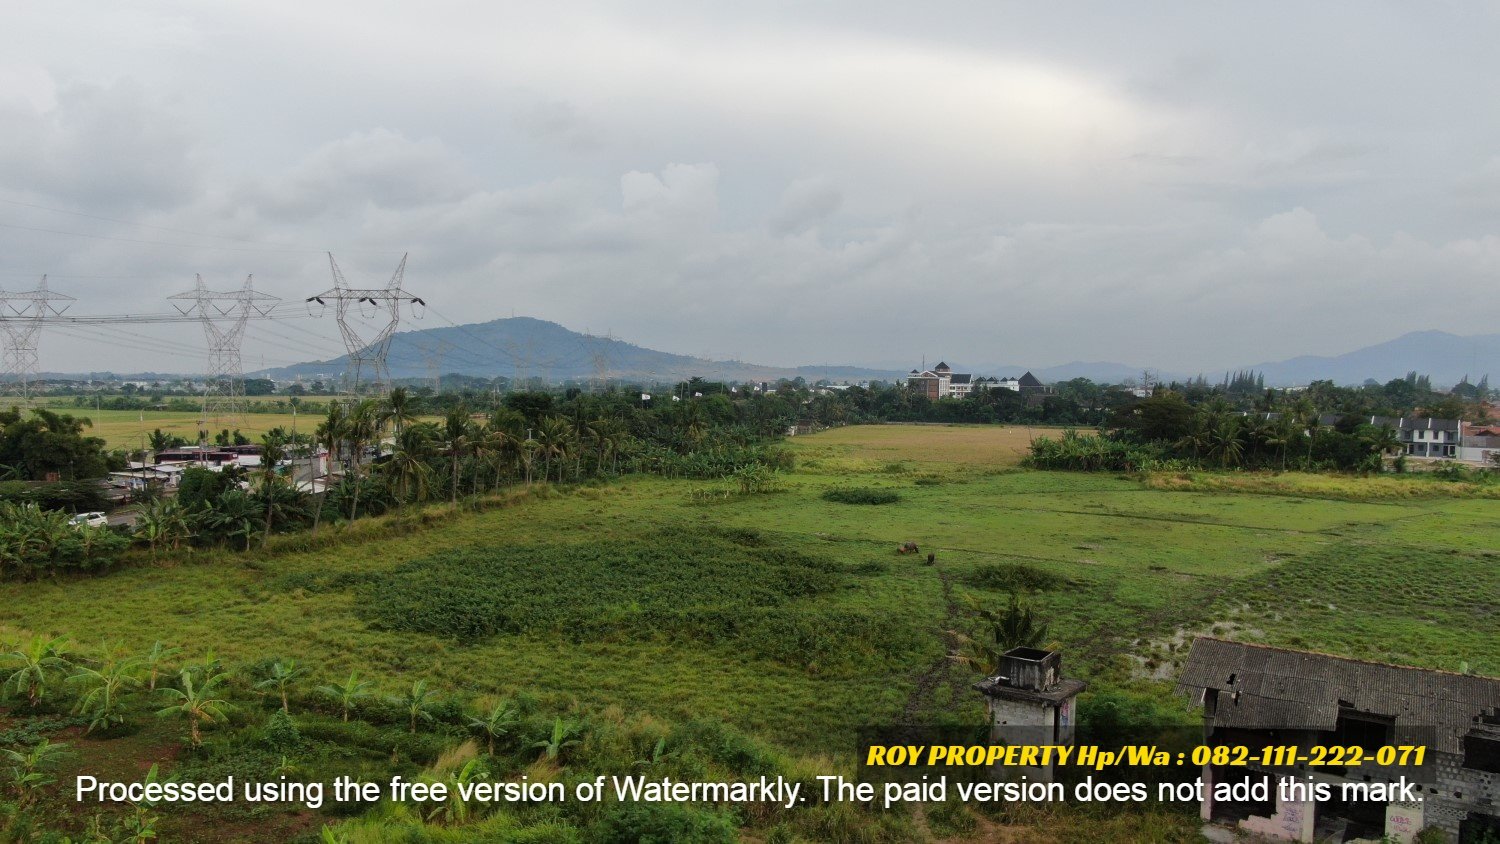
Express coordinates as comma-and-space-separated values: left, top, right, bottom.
253, 318, 1497, 389
1245, 330, 1499, 387
256, 317, 904, 384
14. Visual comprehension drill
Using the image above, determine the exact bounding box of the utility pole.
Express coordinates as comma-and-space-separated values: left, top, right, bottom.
0, 276, 74, 400
168, 275, 278, 426
306, 253, 424, 397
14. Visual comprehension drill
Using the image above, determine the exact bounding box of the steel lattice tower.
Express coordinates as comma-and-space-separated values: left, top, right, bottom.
0, 276, 74, 399
307, 253, 424, 395
169, 275, 279, 424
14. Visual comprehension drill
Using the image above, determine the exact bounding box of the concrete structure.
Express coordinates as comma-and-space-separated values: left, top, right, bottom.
1180, 638, 1500, 843
1459, 423, 1500, 465
974, 647, 1087, 746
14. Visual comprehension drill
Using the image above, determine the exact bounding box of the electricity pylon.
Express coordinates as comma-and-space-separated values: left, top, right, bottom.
307, 253, 424, 396
0, 276, 74, 399
168, 275, 279, 424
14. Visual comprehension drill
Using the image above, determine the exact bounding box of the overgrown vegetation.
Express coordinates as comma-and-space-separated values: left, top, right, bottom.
820, 487, 902, 505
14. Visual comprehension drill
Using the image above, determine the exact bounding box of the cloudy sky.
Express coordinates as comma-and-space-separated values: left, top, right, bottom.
4, 1, 1499, 376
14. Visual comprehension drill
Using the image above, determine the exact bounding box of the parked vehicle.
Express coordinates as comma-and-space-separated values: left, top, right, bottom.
70, 511, 109, 528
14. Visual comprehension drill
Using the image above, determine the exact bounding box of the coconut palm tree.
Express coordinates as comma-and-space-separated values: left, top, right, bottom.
536, 417, 574, 483
948, 594, 1050, 675
255, 658, 307, 714
442, 405, 477, 504
1208, 418, 1246, 469
337, 399, 380, 521
317, 671, 373, 722
384, 423, 436, 503
155, 669, 231, 746
3, 634, 71, 708
380, 386, 418, 437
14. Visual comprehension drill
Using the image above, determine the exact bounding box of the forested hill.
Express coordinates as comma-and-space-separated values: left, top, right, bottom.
258, 316, 902, 384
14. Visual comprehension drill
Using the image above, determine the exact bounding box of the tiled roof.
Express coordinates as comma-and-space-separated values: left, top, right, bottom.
1178, 638, 1500, 755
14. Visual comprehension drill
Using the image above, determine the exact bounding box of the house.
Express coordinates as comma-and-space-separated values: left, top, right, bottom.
1179, 637, 1500, 843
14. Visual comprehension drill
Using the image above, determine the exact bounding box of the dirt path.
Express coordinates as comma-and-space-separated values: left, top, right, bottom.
901, 561, 964, 723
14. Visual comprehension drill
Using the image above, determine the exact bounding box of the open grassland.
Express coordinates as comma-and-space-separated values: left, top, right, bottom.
22, 406, 307, 449
2, 423, 1496, 840
786, 422, 1063, 471
5, 424, 1496, 740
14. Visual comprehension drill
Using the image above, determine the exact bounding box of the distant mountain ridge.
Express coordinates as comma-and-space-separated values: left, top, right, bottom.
256, 317, 904, 384
155, 321, 1500, 388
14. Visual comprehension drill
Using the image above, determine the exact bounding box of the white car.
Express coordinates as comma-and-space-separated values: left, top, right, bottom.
70, 512, 109, 528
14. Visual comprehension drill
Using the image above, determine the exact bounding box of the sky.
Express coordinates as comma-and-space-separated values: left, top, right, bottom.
3, 1, 1500, 376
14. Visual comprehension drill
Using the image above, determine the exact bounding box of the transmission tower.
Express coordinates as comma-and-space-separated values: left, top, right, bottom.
0, 276, 74, 399
168, 275, 279, 424
307, 253, 424, 395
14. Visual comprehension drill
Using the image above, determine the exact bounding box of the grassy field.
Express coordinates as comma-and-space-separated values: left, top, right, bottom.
11, 406, 306, 449
2, 423, 1496, 840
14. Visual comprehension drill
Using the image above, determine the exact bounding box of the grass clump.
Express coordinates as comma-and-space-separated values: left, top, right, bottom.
961, 562, 1068, 592
821, 487, 902, 505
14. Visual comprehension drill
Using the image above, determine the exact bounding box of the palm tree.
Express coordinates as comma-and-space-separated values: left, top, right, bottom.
155, 669, 231, 746
3, 634, 71, 708
384, 423, 436, 503
536, 417, 574, 483
392, 679, 438, 734
949, 594, 1050, 675
1209, 419, 1246, 469
337, 399, 380, 521
467, 698, 520, 755
1175, 414, 1212, 463
380, 386, 418, 437
1292, 397, 1320, 468
255, 658, 307, 714
312, 403, 346, 533
1265, 413, 1300, 471
442, 405, 476, 504
68, 650, 142, 734
530, 717, 582, 762
142, 641, 181, 692
317, 671, 373, 722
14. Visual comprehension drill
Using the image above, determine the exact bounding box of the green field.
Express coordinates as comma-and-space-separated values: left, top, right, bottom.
2, 423, 1496, 840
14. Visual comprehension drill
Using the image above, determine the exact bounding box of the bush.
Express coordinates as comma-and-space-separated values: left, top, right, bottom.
592, 802, 738, 844
821, 487, 902, 505
0, 502, 129, 581
962, 563, 1067, 592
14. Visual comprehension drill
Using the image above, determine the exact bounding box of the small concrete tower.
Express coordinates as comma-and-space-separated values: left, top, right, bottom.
974, 647, 1087, 746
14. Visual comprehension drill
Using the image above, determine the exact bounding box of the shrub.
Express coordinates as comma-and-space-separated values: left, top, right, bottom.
0, 502, 129, 581
962, 563, 1067, 592
821, 487, 902, 505
592, 802, 737, 844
